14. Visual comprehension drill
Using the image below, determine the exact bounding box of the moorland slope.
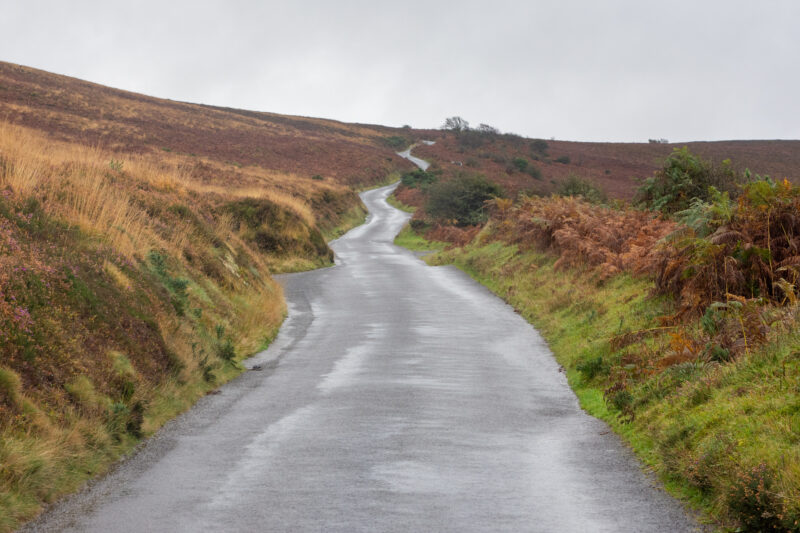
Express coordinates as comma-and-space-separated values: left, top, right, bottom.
0, 61, 417, 531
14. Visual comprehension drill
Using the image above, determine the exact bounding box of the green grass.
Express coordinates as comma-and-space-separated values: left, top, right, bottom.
396, 228, 800, 532
393, 224, 448, 252
352, 171, 403, 192
321, 203, 367, 241
386, 193, 416, 213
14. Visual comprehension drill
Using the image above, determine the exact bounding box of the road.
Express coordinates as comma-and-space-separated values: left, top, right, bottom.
23, 184, 700, 532
397, 146, 431, 170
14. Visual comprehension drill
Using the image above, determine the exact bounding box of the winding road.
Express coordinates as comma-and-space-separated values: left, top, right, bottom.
24, 184, 700, 532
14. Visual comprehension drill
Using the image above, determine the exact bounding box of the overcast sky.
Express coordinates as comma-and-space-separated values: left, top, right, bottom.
2, 0, 799, 142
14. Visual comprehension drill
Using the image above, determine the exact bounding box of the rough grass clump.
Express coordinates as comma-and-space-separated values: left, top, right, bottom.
224, 197, 332, 263
557, 174, 607, 204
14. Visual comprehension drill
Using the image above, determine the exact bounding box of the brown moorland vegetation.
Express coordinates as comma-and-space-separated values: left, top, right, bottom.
409, 129, 800, 200
0, 61, 416, 187
407, 150, 800, 530
0, 62, 420, 531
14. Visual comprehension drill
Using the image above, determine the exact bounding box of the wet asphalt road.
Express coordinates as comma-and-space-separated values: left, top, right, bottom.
23, 184, 700, 532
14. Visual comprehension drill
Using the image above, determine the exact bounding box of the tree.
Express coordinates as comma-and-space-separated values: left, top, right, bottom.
426, 175, 504, 226
477, 123, 499, 135
442, 116, 469, 132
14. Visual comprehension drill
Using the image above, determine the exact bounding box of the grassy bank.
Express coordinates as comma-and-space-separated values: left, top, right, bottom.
397, 225, 800, 532
0, 121, 376, 531
386, 192, 416, 213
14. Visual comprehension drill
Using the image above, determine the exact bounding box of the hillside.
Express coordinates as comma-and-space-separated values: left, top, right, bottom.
2, 61, 799, 531
0, 62, 417, 531
0, 61, 415, 186
394, 145, 800, 530
410, 129, 800, 199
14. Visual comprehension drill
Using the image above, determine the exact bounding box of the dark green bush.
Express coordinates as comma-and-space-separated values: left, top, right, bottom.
635, 147, 741, 214
557, 175, 607, 204
512, 157, 529, 172
555, 155, 571, 164
530, 139, 549, 156
527, 165, 542, 180
457, 130, 489, 149
425, 175, 504, 226
409, 219, 428, 231
401, 169, 437, 189
383, 136, 410, 150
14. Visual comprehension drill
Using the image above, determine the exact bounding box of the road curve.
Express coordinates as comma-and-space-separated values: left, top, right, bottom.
23, 184, 700, 532
397, 145, 431, 170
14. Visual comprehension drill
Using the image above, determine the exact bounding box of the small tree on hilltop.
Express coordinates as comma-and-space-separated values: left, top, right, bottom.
442, 116, 470, 132
477, 123, 499, 135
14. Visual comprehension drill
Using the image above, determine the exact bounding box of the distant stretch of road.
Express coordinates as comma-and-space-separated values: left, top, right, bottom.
24, 183, 699, 532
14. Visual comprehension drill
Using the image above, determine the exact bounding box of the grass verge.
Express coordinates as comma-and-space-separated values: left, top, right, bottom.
386, 192, 416, 213
393, 224, 448, 252
398, 228, 800, 532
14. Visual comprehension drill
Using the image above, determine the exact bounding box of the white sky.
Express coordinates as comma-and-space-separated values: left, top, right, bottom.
2, 0, 799, 142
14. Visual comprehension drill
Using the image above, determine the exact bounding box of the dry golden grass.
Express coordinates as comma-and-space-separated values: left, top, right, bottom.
0, 61, 414, 187
0, 118, 357, 531
0, 62, 406, 531
0, 121, 350, 259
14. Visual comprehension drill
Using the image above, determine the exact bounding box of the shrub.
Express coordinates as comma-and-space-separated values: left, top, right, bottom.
409, 219, 428, 231
527, 165, 543, 180
383, 136, 409, 150
655, 177, 800, 313
727, 463, 785, 531
442, 116, 469, 132
557, 175, 607, 204
401, 169, 437, 189
555, 155, 571, 164
425, 175, 504, 226
511, 157, 529, 172
486, 195, 675, 278
530, 139, 549, 156
457, 130, 489, 149
635, 147, 741, 214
